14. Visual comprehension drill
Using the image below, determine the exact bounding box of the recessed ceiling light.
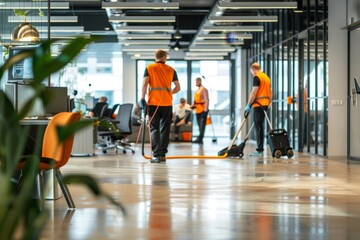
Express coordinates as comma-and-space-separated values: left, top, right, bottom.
209, 16, 278, 23
202, 26, 264, 32
102, 2, 179, 10
218, 1, 298, 10
109, 16, 175, 23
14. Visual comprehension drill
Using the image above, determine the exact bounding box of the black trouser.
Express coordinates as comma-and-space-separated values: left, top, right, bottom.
253, 106, 268, 152
148, 105, 173, 157
174, 110, 191, 134
196, 111, 208, 141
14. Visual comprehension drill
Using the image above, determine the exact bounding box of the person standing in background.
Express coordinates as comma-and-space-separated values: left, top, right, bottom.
244, 62, 272, 156
173, 97, 192, 141
139, 49, 180, 163
191, 77, 209, 144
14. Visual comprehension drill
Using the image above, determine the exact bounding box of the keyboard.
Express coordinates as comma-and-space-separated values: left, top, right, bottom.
23, 115, 53, 120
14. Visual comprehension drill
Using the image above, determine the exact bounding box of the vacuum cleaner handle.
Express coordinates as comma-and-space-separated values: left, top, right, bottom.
262, 108, 273, 131
253, 101, 273, 130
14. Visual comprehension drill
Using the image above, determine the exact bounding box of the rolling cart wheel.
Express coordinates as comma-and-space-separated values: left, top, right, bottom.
123, 150, 126, 154
239, 153, 244, 158
274, 150, 282, 158
286, 149, 294, 158
131, 150, 135, 154
102, 150, 107, 154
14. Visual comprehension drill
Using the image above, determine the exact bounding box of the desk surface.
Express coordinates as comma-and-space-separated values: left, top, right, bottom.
20, 116, 97, 126
20, 119, 50, 125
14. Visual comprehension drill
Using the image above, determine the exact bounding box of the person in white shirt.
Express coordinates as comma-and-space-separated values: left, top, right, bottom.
173, 97, 191, 140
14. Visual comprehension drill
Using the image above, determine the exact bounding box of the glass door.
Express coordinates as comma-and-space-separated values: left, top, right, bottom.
190, 60, 231, 139
349, 28, 360, 160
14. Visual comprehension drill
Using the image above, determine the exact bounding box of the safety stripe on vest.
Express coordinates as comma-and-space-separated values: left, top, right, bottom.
255, 96, 270, 100
149, 87, 171, 92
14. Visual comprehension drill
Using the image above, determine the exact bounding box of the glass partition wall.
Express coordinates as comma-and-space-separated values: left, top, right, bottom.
245, 0, 328, 156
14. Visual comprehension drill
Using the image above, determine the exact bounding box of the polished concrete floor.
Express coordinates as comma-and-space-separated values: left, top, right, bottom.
41, 139, 360, 240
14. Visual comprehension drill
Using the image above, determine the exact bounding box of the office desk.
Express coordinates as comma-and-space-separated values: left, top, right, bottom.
21, 118, 96, 156
20, 119, 50, 125
71, 118, 95, 156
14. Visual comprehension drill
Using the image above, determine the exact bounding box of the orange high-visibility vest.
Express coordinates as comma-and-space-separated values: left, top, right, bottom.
194, 86, 205, 114
146, 62, 175, 106
253, 71, 271, 107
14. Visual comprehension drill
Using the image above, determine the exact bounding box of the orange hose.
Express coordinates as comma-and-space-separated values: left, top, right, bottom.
140, 106, 231, 160
142, 151, 228, 160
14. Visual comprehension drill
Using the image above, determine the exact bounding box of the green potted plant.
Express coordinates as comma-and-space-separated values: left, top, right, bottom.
0, 37, 125, 239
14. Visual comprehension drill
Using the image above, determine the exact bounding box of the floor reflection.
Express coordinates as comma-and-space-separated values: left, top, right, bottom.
40, 139, 360, 239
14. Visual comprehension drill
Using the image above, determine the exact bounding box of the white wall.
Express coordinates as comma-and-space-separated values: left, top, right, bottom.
122, 53, 137, 104
328, 0, 348, 157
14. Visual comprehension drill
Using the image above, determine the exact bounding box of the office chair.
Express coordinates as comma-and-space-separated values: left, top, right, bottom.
17, 112, 81, 209
92, 102, 108, 118
96, 103, 119, 148
106, 103, 120, 119
98, 103, 135, 154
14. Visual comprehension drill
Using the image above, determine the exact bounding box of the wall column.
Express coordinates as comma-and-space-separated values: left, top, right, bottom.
122, 53, 136, 104
328, 0, 348, 157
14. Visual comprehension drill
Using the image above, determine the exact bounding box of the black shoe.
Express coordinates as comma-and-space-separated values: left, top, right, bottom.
192, 139, 203, 144
159, 156, 166, 163
150, 157, 161, 163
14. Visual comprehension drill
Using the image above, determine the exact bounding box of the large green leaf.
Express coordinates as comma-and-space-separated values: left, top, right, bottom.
0, 36, 126, 240
0, 156, 47, 240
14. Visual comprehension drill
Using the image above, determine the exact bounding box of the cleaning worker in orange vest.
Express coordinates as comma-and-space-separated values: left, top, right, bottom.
191, 77, 209, 144
244, 62, 272, 156
139, 49, 181, 163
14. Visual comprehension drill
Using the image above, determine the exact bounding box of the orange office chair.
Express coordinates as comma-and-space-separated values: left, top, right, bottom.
18, 112, 81, 209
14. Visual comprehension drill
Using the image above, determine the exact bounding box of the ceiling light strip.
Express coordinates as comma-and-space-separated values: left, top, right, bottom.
8, 16, 78, 23
1, 33, 90, 40
218, 1, 298, 10
126, 52, 157, 56
202, 26, 264, 32
186, 52, 229, 56
115, 26, 174, 32
117, 34, 172, 39
109, 16, 175, 23
38, 0, 99, 1
194, 40, 244, 45
131, 56, 158, 60
122, 45, 171, 52
102, 2, 179, 10
189, 46, 236, 52
184, 56, 225, 60
208, 16, 278, 23
35, 26, 84, 33
197, 34, 253, 40
0, 2, 69, 9
119, 40, 170, 45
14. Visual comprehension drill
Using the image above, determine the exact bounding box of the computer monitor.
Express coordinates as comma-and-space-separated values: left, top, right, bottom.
7, 45, 39, 84
5, 83, 45, 117
69, 98, 75, 112
45, 87, 69, 115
